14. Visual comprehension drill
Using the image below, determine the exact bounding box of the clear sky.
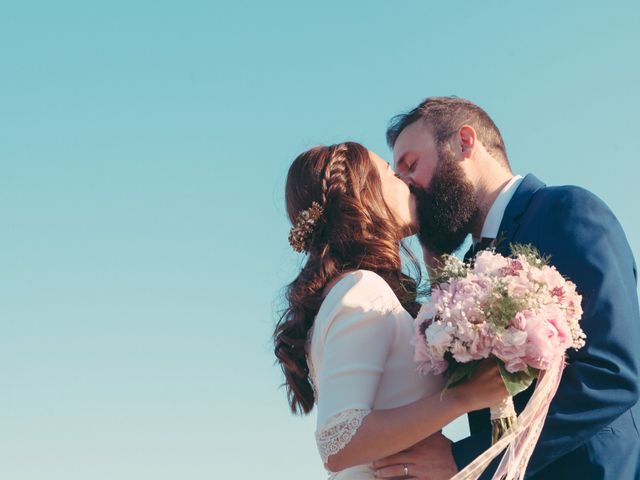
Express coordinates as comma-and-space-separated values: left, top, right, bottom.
1, 1, 639, 479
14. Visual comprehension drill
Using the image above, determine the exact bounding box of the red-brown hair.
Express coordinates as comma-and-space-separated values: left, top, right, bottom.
274, 142, 421, 414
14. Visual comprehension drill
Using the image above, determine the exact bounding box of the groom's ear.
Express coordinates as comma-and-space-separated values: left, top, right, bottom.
457, 125, 477, 160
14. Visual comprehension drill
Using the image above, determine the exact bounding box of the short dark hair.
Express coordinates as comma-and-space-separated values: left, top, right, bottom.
386, 96, 510, 169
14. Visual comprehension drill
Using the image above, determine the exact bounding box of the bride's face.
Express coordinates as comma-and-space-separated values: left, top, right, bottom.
369, 151, 418, 236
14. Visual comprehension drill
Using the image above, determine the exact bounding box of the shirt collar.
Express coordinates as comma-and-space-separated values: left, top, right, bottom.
476, 175, 523, 241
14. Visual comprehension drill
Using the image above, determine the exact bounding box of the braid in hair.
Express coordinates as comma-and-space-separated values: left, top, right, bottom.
320, 145, 349, 205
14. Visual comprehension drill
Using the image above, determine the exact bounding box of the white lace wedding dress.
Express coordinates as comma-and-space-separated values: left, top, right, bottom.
307, 270, 444, 479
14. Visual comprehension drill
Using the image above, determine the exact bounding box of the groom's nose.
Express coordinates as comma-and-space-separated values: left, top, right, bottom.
395, 171, 414, 187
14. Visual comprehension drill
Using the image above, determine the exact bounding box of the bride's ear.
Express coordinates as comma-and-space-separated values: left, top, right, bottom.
457, 125, 477, 160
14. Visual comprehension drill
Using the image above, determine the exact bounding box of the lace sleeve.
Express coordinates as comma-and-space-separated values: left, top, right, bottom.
315, 408, 371, 464
311, 271, 398, 470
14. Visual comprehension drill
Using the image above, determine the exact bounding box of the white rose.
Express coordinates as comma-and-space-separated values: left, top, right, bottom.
425, 321, 455, 355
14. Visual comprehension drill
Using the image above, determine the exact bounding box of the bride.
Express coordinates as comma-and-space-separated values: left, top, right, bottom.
274, 142, 507, 479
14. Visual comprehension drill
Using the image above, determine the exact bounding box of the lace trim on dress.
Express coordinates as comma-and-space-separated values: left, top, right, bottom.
315, 408, 371, 465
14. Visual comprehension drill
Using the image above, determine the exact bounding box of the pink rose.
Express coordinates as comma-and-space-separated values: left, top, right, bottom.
523, 306, 568, 369
465, 324, 494, 359
512, 310, 532, 331
544, 305, 572, 350
449, 275, 493, 324
492, 328, 528, 372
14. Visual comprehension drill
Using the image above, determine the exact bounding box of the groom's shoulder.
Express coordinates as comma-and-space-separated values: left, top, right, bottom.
533, 182, 613, 218
537, 182, 601, 204
523, 182, 627, 243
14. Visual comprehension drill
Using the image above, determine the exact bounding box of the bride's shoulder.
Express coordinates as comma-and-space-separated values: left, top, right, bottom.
310, 270, 405, 351
323, 270, 400, 312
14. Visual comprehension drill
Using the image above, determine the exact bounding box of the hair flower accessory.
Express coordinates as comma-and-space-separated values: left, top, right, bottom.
288, 201, 324, 253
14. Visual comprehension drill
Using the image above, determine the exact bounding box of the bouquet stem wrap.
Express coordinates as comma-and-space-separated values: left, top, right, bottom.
490, 396, 516, 444
451, 355, 565, 480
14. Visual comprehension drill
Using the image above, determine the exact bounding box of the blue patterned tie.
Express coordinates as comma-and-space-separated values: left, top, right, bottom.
465, 237, 496, 262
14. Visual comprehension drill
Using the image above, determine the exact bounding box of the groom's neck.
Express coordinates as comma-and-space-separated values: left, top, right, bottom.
470, 163, 515, 238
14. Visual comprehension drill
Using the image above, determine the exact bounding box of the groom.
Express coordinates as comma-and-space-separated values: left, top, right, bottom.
372, 97, 640, 479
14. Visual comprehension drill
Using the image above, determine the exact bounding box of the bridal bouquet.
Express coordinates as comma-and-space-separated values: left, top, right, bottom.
413, 245, 586, 446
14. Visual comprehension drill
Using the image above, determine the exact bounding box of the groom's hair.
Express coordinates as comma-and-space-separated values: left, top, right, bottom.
386, 96, 510, 169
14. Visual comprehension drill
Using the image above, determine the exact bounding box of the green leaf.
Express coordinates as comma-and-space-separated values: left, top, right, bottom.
440, 361, 480, 399
509, 243, 551, 266
496, 360, 538, 396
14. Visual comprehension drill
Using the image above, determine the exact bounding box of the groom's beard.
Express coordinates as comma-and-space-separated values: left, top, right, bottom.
412, 152, 479, 256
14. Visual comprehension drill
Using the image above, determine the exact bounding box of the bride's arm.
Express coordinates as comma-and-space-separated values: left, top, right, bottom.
323, 361, 504, 472
312, 274, 506, 473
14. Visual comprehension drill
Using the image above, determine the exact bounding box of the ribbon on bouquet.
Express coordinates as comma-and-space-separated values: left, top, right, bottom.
450, 355, 565, 480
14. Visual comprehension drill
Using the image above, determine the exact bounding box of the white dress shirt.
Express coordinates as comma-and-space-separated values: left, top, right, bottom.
474, 175, 523, 243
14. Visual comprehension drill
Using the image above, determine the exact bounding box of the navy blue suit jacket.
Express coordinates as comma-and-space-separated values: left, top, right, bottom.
452, 174, 640, 479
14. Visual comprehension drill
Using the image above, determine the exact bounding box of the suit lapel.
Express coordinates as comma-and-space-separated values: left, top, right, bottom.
462, 174, 545, 260
446, 176, 547, 433
493, 174, 546, 255
465, 175, 548, 434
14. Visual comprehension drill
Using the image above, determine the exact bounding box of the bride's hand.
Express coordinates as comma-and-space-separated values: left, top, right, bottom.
451, 359, 509, 412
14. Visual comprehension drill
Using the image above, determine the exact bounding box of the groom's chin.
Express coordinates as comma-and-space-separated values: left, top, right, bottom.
417, 228, 468, 256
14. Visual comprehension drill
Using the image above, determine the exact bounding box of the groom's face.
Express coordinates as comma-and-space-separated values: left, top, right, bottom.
393, 121, 479, 255
393, 120, 440, 189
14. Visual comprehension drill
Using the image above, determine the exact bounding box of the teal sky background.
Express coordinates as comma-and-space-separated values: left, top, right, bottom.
1, 1, 639, 479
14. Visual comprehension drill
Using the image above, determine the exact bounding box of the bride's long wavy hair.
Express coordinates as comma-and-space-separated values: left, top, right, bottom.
274, 142, 421, 414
